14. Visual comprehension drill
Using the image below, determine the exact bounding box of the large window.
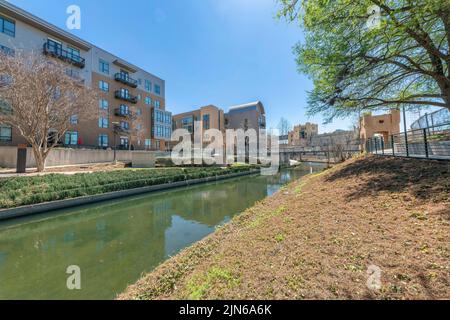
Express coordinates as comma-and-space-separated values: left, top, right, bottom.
145, 96, 152, 105
154, 84, 161, 95
98, 134, 109, 147
67, 47, 80, 59
64, 131, 78, 145
144, 80, 152, 92
98, 80, 109, 92
154, 100, 161, 109
99, 99, 109, 110
203, 114, 210, 130
120, 121, 129, 130
0, 15, 15, 37
0, 124, 12, 141
98, 117, 109, 128
99, 59, 109, 74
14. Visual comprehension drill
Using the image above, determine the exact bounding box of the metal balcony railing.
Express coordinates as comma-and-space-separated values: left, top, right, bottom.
43, 42, 85, 68
114, 73, 138, 88
114, 90, 138, 104
114, 107, 133, 117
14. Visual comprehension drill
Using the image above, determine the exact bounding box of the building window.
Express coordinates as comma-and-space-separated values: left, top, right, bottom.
119, 104, 129, 115
67, 46, 80, 59
98, 117, 109, 128
99, 80, 109, 92
145, 96, 152, 105
145, 139, 151, 149
120, 121, 129, 130
0, 15, 15, 37
155, 140, 160, 150
0, 44, 15, 57
0, 124, 12, 141
70, 115, 78, 125
136, 108, 142, 116
99, 59, 109, 74
98, 134, 109, 147
64, 131, 78, 145
144, 80, 152, 92
154, 84, 161, 95
154, 100, 161, 109
120, 137, 129, 149
99, 99, 109, 110
136, 124, 142, 131
203, 114, 210, 130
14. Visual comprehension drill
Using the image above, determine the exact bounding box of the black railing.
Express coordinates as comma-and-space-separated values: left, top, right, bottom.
366, 123, 450, 160
114, 90, 138, 104
114, 73, 138, 88
43, 42, 85, 68
114, 107, 133, 117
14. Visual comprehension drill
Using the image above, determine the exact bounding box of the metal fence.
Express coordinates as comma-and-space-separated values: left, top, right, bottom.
411, 108, 450, 130
366, 123, 450, 160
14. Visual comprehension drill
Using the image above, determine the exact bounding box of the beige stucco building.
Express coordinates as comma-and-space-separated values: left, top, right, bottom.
360, 109, 401, 145
288, 122, 319, 147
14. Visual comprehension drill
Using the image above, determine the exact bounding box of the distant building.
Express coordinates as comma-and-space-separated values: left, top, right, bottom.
360, 110, 400, 145
172, 105, 225, 142
288, 123, 319, 147
225, 101, 266, 131
311, 129, 359, 150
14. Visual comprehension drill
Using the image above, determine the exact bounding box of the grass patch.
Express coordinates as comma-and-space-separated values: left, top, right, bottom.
187, 267, 240, 300
0, 166, 257, 209
248, 205, 286, 228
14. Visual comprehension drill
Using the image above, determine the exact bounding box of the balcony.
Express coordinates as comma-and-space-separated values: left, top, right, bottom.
115, 90, 138, 104
114, 107, 133, 118
43, 42, 85, 69
114, 73, 138, 88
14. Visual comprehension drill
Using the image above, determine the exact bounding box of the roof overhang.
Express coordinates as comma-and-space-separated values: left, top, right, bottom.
113, 59, 138, 73
0, 0, 92, 51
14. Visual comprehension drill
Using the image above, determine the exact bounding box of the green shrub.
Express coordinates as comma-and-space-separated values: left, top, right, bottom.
0, 166, 258, 209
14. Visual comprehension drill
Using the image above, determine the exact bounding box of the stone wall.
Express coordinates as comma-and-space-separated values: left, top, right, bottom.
0, 147, 134, 168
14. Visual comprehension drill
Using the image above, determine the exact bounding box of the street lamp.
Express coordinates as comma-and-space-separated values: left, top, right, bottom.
112, 121, 120, 164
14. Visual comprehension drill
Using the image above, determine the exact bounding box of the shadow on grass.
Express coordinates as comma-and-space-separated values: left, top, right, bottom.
324, 156, 449, 201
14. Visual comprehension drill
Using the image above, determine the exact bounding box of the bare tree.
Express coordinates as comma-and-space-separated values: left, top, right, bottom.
0, 51, 98, 172
277, 117, 292, 136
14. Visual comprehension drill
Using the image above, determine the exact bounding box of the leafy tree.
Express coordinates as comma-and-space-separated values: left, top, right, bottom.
278, 0, 450, 122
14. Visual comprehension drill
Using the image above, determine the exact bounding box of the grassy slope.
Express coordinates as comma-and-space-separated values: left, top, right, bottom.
119, 155, 450, 300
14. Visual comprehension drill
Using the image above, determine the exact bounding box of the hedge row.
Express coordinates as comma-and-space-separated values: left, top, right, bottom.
0, 166, 256, 209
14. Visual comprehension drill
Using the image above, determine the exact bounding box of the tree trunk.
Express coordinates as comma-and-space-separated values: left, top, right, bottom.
32, 146, 46, 172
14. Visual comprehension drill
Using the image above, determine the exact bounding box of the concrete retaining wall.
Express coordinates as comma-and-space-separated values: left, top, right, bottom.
0, 147, 137, 168
0, 170, 259, 221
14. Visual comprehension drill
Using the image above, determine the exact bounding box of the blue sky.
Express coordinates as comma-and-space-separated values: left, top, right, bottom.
7, 0, 422, 133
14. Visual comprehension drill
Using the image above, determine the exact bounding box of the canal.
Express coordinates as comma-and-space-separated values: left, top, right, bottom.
0, 165, 324, 300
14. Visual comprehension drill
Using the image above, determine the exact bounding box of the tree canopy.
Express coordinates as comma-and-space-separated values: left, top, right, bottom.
279, 0, 450, 122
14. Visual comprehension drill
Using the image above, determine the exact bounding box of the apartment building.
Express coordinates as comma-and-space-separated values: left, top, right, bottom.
288, 122, 319, 147
225, 101, 266, 132
0, 1, 172, 151
172, 105, 225, 142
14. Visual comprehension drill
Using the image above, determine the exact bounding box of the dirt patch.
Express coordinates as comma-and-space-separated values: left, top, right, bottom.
118, 155, 450, 300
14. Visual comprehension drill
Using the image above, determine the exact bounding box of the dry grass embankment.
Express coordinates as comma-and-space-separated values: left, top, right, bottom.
119, 155, 449, 300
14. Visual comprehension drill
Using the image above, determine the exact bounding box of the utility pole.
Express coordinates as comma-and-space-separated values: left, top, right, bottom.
402, 106, 409, 157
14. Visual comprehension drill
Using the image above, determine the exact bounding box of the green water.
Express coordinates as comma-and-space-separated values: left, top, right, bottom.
0, 166, 323, 300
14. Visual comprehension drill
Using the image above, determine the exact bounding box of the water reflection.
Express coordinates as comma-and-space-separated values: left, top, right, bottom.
0, 166, 323, 300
